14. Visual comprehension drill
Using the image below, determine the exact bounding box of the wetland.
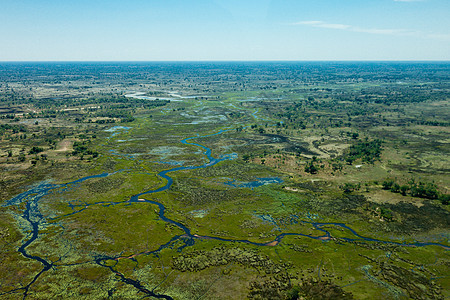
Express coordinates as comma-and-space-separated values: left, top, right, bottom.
0, 62, 449, 299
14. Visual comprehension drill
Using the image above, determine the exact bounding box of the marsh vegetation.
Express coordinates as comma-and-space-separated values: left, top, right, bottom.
0, 62, 448, 299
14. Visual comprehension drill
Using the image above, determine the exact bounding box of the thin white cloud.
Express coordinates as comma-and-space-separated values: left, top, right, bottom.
394, 0, 424, 2
293, 20, 450, 41
299, 21, 351, 30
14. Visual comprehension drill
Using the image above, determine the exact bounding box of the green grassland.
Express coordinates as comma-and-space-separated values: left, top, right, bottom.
0, 63, 448, 299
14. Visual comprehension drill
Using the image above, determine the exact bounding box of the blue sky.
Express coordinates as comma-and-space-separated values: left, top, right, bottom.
1, 0, 449, 61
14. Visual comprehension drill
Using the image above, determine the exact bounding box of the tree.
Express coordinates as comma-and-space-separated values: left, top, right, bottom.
305, 162, 318, 174
341, 183, 360, 193
18, 153, 26, 162
439, 194, 449, 205
28, 146, 44, 155
382, 179, 394, 190
390, 183, 400, 193
400, 185, 408, 196
332, 162, 343, 172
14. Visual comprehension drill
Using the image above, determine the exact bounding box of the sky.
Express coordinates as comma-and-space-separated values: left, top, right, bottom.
1, 0, 449, 61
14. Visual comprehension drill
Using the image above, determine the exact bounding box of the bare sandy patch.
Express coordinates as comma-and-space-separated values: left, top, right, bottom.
319, 143, 350, 156
55, 139, 73, 152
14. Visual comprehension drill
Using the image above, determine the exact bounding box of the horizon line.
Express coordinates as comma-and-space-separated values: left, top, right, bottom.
1, 60, 449, 63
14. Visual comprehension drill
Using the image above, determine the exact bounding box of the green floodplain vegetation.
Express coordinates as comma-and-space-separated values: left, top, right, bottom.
0, 62, 449, 299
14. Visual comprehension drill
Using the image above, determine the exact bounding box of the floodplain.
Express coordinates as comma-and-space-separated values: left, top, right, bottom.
0, 62, 448, 299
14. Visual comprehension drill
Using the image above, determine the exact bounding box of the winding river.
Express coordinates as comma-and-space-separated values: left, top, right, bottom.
3, 124, 449, 299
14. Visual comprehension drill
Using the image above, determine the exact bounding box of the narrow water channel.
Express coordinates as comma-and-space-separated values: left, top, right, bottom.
3, 127, 448, 299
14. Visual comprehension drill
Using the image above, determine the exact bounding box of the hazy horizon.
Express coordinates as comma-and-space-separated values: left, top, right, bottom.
1, 60, 450, 63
